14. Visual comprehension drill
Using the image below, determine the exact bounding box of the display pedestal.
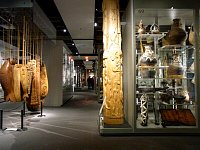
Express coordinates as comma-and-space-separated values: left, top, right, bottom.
18, 109, 27, 131
23, 101, 26, 116
0, 110, 6, 131
38, 101, 45, 117
0, 109, 27, 132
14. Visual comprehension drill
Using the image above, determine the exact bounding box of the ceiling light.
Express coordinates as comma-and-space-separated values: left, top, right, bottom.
94, 22, 98, 27
63, 29, 67, 32
76, 52, 78, 54
72, 43, 75, 46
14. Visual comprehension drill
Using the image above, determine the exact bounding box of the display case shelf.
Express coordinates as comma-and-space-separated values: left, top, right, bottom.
136, 33, 165, 40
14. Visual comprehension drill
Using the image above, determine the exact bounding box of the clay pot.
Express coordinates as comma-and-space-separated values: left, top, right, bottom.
162, 19, 187, 45
138, 45, 157, 78
139, 45, 157, 66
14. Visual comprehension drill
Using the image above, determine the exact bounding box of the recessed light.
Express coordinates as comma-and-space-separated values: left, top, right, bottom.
63, 29, 67, 32
72, 43, 75, 46
94, 22, 98, 27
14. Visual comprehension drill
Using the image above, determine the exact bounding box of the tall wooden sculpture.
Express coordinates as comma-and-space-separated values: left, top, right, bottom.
102, 0, 124, 124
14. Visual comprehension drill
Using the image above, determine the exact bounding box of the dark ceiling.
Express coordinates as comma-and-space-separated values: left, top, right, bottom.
35, 0, 79, 55
36, 0, 129, 56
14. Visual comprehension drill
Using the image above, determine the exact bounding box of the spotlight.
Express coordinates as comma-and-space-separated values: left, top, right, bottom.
94, 22, 98, 27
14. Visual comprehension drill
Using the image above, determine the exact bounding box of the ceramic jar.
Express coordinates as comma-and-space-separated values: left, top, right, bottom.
162, 18, 187, 45
138, 45, 157, 78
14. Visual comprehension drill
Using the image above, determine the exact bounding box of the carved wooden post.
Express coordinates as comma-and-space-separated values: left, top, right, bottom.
102, 0, 124, 124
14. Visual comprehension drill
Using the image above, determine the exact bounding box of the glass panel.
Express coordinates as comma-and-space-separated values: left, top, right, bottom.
135, 9, 197, 128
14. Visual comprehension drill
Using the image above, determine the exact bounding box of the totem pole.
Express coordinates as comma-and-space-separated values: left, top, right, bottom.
102, 0, 124, 124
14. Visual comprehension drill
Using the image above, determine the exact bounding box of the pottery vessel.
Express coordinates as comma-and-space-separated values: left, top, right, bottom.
163, 19, 187, 45
138, 45, 157, 78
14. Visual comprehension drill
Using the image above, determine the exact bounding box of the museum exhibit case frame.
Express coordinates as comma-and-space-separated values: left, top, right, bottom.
98, 0, 200, 135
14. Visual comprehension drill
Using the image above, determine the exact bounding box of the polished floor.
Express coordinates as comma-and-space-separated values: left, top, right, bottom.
0, 89, 200, 150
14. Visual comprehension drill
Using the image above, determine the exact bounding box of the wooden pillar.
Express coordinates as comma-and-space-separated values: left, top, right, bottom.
102, 0, 124, 124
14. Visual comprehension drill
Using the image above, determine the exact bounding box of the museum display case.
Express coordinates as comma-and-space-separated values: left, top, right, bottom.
62, 50, 74, 91
134, 8, 199, 131
98, 0, 200, 135
136, 30, 196, 128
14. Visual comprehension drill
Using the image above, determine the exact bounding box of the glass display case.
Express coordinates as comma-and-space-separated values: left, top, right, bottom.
135, 9, 197, 129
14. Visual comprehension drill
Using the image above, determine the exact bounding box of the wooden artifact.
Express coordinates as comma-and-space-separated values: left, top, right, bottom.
40, 63, 48, 100
0, 59, 16, 101
13, 64, 22, 101
20, 65, 29, 99
102, 0, 124, 124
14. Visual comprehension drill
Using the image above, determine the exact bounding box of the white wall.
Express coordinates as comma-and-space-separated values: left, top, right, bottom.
42, 40, 63, 106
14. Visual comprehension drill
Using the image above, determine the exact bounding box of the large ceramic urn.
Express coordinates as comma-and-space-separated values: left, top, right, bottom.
162, 18, 187, 45
138, 45, 157, 78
